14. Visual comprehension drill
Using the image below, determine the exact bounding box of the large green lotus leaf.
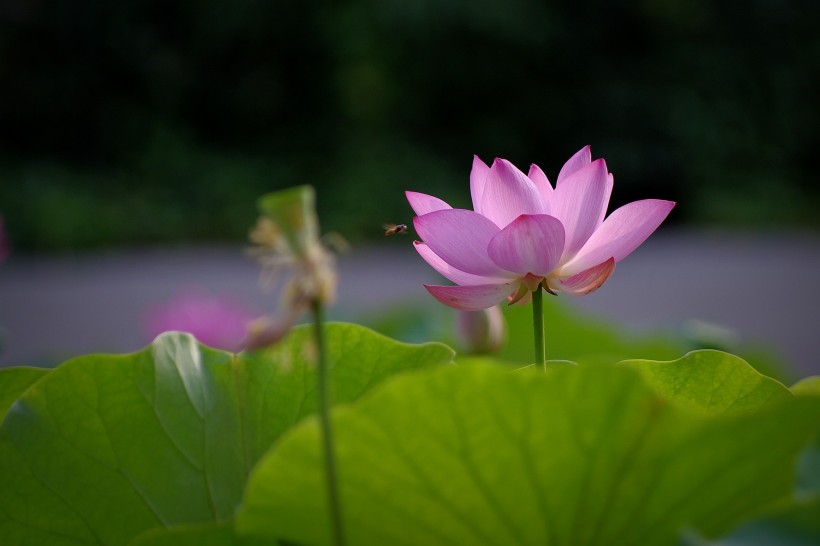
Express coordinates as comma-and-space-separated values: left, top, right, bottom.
0, 324, 453, 546
237, 361, 820, 546
702, 375, 820, 544
0, 366, 50, 420
237, 322, 454, 463
619, 350, 791, 415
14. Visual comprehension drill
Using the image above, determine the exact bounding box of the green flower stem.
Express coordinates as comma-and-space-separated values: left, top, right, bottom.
310, 300, 345, 546
532, 286, 546, 372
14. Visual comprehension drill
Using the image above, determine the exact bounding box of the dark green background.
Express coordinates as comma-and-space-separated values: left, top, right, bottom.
2, 0, 818, 250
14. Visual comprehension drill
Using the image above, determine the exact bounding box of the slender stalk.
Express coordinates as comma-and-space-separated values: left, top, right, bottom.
311, 300, 345, 546
532, 286, 546, 372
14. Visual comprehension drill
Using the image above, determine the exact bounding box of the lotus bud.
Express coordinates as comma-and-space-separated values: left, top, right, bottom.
456, 305, 506, 355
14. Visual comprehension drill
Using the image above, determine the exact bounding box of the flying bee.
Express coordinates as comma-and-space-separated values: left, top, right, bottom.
383, 223, 408, 237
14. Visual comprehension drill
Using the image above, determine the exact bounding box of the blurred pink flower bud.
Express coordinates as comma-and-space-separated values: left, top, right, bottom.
456, 305, 506, 355
143, 290, 258, 352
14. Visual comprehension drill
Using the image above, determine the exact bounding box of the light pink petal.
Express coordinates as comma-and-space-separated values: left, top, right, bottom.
510, 291, 532, 306
561, 199, 676, 276
598, 172, 614, 227
550, 159, 610, 259
556, 145, 592, 186
552, 258, 615, 296
406, 191, 452, 216
479, 159, 548, 228
424, 283, 516, 311
487, 214, 565, 277
470, 156, 491, 212
414, 241, 507, 286
414, 209, 509, 277
527, 163, 553, 209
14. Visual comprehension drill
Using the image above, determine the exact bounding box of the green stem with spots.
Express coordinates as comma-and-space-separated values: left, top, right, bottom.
311, 300, 345, 546
532, 285, 546, 372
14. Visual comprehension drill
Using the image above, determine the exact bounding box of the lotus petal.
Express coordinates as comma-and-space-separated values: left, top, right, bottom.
550, 159, 610, 259
552, 258, 615, 295
414, 242, 506, 286
487, 214, 565, 277
470, 156, 490, 212
424, 282, 516, 311
557, 145, 591, 185
527, 163, 553, 209
479, 159, 548, 228
406, 191, 452, 216
561, 199, 675, 276
598, 172, 614, 227
414, 209, 509, 277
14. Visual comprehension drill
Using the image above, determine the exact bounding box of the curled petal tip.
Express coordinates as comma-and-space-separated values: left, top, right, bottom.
557, 146, 595, 185
406, 191, 452, 216
472, 155, 490, 168
424, 282, 515, 311
554, 257, 616, 296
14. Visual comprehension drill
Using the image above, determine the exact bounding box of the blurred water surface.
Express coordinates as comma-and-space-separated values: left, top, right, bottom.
0, 230, 817, 377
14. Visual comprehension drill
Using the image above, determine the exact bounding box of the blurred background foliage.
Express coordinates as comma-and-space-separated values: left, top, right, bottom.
1, 0, 818, 251
367, 298, 794, 383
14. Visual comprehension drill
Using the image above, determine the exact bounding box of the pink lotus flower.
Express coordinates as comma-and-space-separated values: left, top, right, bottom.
407, 146, 675, 311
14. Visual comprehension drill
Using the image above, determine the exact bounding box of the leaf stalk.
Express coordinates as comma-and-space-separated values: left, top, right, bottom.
311, 300, 345, 546
532, 286, 546, 372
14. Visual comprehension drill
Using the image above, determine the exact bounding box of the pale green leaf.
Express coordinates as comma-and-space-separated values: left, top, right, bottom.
619, 349, 791, 415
